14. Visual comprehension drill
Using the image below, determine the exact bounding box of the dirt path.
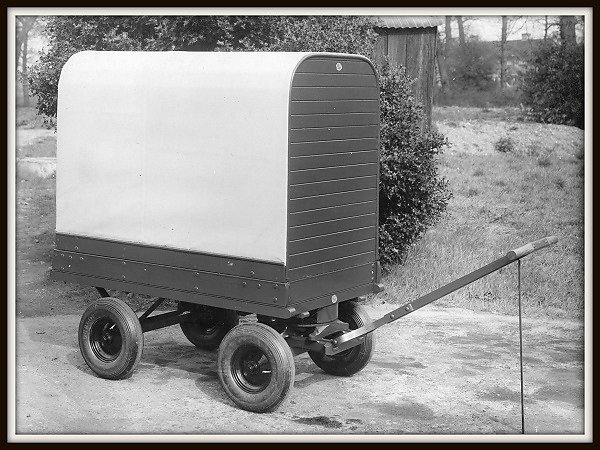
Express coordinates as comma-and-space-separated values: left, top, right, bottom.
15, 304, 584, 435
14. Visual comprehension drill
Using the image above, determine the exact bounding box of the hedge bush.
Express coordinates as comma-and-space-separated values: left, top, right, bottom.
377, 63, 451, 268
521, 41, 584, 129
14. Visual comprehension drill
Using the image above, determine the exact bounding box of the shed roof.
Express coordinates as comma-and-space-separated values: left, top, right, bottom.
372, 16, 444, 29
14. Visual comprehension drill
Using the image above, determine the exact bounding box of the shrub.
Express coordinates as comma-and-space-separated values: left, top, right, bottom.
377, 63, 452, 269
521, 41, 584, 128
494, 137, 515, 153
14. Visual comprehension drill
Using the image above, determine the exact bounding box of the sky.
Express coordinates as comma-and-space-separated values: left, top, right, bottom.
448, 16, 584, 42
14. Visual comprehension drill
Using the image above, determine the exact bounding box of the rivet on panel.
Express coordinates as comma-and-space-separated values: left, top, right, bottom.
122, 275, 126, 279
273, 297, 278, 303
74, 246, 79, 250
195, 272, 199, 277
195, 286, 199, 291
68, 255, 72, 260
80, 257, 84, 261
242, 281, 247, 287
257, 283, 262, 289
250, 271, 255, 277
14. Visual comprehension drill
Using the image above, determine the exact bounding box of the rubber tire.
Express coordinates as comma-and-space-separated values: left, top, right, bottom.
308, 300, 374, 376
78, 297, 143, 380
218, 323, 295, 413
178, 302, 239, 350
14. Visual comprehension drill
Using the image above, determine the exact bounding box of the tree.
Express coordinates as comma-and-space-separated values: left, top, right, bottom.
16, 16, 39, 106
456, 16, 466, 46
559, 16, 577, 47
445, 16, 453, 53
500, 16, 508, 91
522, 39, 584, 128
435, 32, 449, 92
447, 40, 496, 90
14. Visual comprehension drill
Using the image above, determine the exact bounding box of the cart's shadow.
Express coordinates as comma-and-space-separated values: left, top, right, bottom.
64, 341, 341, 408
64, 340, 234, 407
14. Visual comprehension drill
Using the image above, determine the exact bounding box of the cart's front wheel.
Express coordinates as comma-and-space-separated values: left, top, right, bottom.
178, 302, 239, 350
78, 297, 143, 380
309, 300, 374, 376
218, 323, 295, 413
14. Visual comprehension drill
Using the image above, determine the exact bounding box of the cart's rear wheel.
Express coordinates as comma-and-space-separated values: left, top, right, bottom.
218, 323, 295, 413
78, 297, 143, 380
178, 302, 239, 350
309, 300, 374, 376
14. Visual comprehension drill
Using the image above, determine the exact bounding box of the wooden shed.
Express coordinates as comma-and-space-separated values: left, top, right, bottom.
371, 16, 443, 131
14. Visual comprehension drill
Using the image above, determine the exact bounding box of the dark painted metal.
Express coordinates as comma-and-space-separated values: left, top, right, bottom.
138, 297, 164, 321
95, 287, 109, 298
55, 234, 285, 282
291, 87, 379, 101
292, 73, 377, 87
290, 137, 378, 156
290, 113, 379, 129
288, 213, 377, 241
289, 284, 375, 316
288, 201, 377, 227
322, 236, 559, 355
290, 100, 379, 115
288, 226, 377, 255
53, 271, 298, 319
316, 303, 338, 323
289, 175, 377, 199
289, 151, 379, 172
289, 164, 378, 185
53, 251, 288, 306
295, 58, 376, 75
287, 252, 376, 281
289, 239, 376, 269
290, 125, 379, 143
289, 188, 377, 213
140, 310, 188, 333
288, 263, 375, 302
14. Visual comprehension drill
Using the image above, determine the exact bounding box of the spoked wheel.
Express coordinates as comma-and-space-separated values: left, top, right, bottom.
178, 302, 239, 350
309, 300, 374, 376
218, 323, 295, 413
78, 297, 143, 380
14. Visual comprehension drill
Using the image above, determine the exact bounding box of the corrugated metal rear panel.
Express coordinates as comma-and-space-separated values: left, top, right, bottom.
287, 56, 380, 294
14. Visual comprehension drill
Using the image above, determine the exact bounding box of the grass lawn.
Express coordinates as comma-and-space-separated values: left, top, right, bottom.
15, 106, 586, 319
379, 107, 585, 319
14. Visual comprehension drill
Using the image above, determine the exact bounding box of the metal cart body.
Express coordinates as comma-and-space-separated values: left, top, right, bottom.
53, 51, 382, 319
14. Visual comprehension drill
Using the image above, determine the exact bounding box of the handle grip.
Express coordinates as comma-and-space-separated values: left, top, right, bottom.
506, 236, 558, 261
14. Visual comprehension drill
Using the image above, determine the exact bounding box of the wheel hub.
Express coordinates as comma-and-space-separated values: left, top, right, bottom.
90, 318, 123, 362
232, 346, 273, 393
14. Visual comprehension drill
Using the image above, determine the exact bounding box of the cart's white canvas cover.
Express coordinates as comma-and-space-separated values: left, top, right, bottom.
57, 51, 316, 263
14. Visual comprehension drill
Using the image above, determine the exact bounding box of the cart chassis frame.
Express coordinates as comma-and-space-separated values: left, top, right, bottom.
93, 237, 557, 359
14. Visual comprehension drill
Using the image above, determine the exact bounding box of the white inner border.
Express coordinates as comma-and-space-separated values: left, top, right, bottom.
7, 6, 593, 444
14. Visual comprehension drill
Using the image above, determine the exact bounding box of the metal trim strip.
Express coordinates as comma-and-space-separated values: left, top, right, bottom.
55, 233, 286, 282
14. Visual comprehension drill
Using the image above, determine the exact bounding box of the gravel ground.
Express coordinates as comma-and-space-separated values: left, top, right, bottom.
13, 303, 585, 438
